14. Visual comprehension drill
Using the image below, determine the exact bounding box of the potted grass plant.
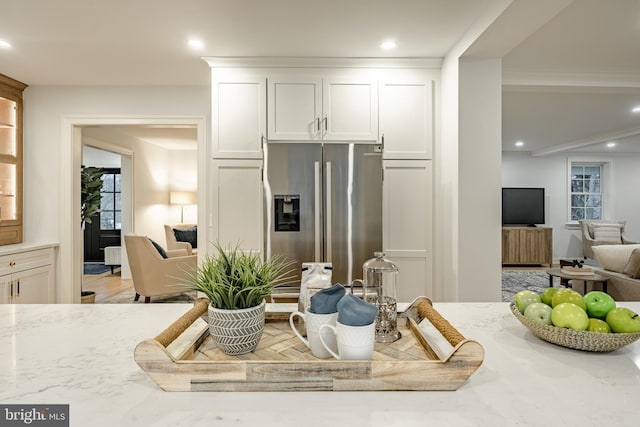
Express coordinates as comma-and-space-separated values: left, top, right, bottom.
187, 243, 295, 355
80, 166, 104, 304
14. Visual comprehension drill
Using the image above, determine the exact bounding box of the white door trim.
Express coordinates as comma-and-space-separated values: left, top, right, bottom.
60, 116, 207, 303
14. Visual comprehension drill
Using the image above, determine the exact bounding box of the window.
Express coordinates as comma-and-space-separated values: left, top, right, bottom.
100, 169, 121, 230
569, 163, 603, 221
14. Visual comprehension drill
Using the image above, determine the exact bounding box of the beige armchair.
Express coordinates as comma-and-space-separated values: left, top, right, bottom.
164, 224, 197, 255
124, 235, 197, 303
579, 220, 636, 259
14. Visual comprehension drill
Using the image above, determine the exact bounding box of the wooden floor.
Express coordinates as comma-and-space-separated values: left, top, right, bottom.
83, 264, 556, 304
502, 263, 557, 271
83, 268, 133, 303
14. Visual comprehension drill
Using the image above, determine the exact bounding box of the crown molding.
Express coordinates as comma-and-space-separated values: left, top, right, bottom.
531, 125, 640, 157
202, 56, 442, 69
503, 70, 640, 88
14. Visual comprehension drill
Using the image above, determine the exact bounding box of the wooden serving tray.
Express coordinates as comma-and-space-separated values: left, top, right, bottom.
134, 297, 484, 391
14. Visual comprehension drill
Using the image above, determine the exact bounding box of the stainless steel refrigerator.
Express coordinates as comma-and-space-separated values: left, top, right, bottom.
264, 142, 382, 285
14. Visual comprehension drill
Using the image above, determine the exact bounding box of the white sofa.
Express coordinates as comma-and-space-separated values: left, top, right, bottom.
592, 244, 640, 301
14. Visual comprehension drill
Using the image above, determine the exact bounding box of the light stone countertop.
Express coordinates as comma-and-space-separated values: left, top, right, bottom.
1, 302, 639, 427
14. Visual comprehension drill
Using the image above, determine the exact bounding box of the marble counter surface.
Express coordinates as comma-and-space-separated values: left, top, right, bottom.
1, 302, 638, 427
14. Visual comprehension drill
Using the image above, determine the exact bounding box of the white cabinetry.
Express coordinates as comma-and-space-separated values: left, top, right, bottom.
267, 75, 322, 141
210, 160, 263, 254
0, 245, 56, 303
383, 160, 432, 301
206, 60, 436, 300
380, 76, 434, 159
212, 71, 266, 158
267, 73, 378, 142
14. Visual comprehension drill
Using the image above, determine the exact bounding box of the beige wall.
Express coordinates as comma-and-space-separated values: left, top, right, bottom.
23, 85, 208, 302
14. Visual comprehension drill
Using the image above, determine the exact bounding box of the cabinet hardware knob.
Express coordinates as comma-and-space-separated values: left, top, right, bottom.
9, 261, 16, 267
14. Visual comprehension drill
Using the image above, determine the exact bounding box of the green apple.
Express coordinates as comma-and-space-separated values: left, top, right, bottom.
587, 318, 611, 333
524, 302, 553, 325
540, 288, 559, 306
551, 288, 586, 310
551, 302, 589, 330
605, 307, 640, 333
515, 290, 541, 314
583, 291, 616, 319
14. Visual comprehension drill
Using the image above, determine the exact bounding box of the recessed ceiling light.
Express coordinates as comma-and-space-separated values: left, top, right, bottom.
632, 106, 640, 113
606, 142, 616, 148
0, 40, 11, 49
187, 38, 204, 50
515, 141, 524, 147
380, 40, 397, 50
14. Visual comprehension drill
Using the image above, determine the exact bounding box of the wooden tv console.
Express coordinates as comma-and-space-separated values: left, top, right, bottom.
501, 226, 552, 267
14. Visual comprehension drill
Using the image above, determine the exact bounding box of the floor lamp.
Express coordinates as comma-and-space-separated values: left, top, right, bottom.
170, 191, 197, 223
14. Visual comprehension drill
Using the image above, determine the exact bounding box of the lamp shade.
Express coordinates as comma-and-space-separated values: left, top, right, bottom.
170, 191, 196, 205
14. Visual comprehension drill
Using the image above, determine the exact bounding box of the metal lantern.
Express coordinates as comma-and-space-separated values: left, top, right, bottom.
362, 252, 400, 343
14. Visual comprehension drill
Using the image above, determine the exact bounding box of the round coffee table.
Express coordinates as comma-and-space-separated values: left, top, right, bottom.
546, 268, 608, 294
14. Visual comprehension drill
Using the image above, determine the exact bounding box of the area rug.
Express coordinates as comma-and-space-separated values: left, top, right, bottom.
84, 263, 111, 275
101, 288, 197, 304
501, 270, 550, 302
103, 271, 547, 303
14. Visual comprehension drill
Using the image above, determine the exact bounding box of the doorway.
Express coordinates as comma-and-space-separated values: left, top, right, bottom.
62, 116, 206, 303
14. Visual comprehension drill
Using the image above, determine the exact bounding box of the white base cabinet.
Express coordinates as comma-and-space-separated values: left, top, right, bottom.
210, 160, 264, 254
383, 160, 432, 302
0, 245, 57, 303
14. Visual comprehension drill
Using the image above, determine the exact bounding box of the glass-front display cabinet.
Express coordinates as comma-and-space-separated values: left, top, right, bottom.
0, 74, 27, 245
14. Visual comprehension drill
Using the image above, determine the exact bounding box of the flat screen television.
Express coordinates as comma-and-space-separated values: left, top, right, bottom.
502, 187, 545, 226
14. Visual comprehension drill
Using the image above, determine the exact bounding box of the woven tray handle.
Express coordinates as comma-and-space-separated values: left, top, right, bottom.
417, 300, 466, 347
154, 298, 209, 347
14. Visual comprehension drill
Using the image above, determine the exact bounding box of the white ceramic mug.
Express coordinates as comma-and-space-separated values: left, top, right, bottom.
289, 308, 338, 359
319, 321, 375, 360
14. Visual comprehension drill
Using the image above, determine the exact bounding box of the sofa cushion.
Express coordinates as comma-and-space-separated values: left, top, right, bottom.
173, 226, 197, 249
592, 244, 640, 273
623, 249, 640, 279
147, 237, 168, 259
592, 223, 623, 243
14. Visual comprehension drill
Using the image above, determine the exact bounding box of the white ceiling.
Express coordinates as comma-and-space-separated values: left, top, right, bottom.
500, 0, 640, 155
2, 0, 640, 155
0, 0, 501, 86
83, 125, 198, 150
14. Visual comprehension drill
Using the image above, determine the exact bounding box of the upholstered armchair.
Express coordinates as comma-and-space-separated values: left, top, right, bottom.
124, 235, 197, 303
164, 224, 197, 255
579, 220, 636, 259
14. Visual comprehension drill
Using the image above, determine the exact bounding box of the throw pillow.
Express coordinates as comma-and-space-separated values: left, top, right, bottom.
148, 237, 168, 259
587, 221, 625, 238
173, 226, 197, 249
592, 224, 623, 244
593, 244, 640, 273
623, 248, 640, 279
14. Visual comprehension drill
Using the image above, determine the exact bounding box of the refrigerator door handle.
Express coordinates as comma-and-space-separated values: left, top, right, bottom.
325, 161, 332, 262
314, 161, 321, 262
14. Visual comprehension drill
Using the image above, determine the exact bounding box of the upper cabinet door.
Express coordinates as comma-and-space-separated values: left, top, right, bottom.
212, 72, 266, 158
323, 77, 378, 142
380, 78, 434, 159
267, 76, 322, 141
